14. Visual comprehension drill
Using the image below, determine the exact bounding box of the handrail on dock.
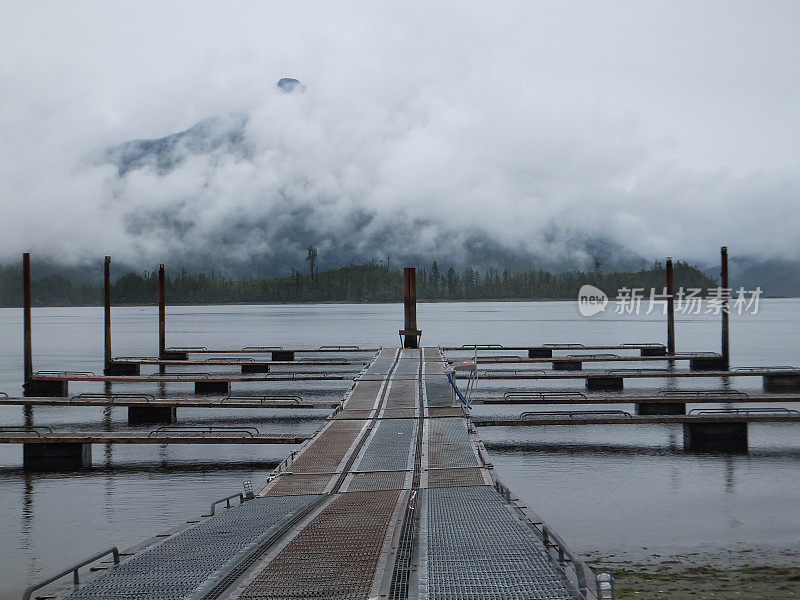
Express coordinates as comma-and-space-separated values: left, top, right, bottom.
148, 372, 211, 379
688, 407, 800, 416
521, 410, 633, 420
319, 345, 361, 350
167, 346, 208, 351
76, 393, 156, 403
221, 395, 303, 405
733, 366, 800, 373
208, 492, 246, 516
0, 426, 53, 437
545, 343, 585, 348
658, 389, 749, 398
242, 346, 282, 351
34, 370, 96, 378
493, 479, 603, 598
21, 546, 120, 600
148, 426, 259, 438
504, 391, 587, 401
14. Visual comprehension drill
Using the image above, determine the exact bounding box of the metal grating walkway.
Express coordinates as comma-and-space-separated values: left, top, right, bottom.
237, 490, 402, 600
420, 485, 574, 600
61, 495, 319, 600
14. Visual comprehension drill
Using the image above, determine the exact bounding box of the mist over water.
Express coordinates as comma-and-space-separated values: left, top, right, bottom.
0, 300, 799, 596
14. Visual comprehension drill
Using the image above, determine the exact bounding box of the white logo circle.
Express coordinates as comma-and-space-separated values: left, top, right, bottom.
577, 284, 608, 317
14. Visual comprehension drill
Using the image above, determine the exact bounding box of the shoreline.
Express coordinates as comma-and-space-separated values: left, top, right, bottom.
3, 296, 796, 309
585, 547, 800, 598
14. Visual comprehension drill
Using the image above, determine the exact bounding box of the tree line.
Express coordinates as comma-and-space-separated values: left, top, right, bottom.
0, 260, 716, 307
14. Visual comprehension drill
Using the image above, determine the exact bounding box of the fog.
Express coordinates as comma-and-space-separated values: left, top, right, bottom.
2, 1, 798, 273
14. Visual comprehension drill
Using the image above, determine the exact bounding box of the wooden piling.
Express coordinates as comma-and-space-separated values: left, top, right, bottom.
402, 267, 419, 349
721, 246, 730, 370
104, 256, 112, 370
158, 264, 166, 359
22, 252, 32, 382
666, 257, 675, 356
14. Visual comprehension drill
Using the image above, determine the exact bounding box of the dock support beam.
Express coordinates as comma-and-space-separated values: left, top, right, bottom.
158, 265, 188, 361
689, 356, 728, 371
683, 422, 747, 452
636, 402, 685, 415
763, 374, 800, 392
195, 381, 231, 394
641, 345, 667, 357
23, 443, 91, 470
666, 256, 675, 357
720, 246, 730, 370
553, 360, 582, 371
401, 267, 420, 349
24, 380, 69, 397
241, 363, 270, 373
586, 376, 623, 391
528, 347, 553, 358
128, 406, 177, 425
271, 351, 295, 362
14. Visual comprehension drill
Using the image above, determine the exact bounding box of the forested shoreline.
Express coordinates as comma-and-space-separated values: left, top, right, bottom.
0, 260, 716, 307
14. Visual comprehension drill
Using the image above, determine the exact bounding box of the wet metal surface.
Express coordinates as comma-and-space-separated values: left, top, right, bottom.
236, 490, 402, 600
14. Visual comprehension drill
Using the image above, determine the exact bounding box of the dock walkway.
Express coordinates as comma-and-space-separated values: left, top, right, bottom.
53, 348, 589, 600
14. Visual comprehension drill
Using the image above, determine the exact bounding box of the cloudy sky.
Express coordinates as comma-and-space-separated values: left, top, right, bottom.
1, 1, 798, 270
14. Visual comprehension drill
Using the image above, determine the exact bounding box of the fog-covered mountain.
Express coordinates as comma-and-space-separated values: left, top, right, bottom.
94, 79, 650, 278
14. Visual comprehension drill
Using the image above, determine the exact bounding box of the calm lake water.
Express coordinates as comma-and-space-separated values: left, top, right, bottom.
1, 300, 799, 597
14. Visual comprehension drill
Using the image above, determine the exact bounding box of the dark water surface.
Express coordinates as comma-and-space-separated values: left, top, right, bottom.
1, 300, 798, 596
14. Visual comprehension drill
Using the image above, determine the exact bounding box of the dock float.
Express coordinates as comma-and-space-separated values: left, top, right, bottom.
33, 348, 604, 600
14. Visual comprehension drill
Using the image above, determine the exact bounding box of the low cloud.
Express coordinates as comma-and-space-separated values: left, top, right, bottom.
1, 1, 799, 273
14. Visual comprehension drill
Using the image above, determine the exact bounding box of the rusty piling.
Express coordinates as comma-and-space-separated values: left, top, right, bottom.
23, 252, 32, 382
402, 267, 419, 349
104, 256, 112, 370
666, 257, 675, 356
158, 264, 166, 359
721, 246, 730, 369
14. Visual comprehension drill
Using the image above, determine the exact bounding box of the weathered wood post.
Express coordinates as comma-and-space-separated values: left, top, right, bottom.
22, 252, 32, 383
666, 257, 675, 356
401, 267, 420, 349
720, 246, 730, 370
104, 256, 112, 371
158, 264, 166, 360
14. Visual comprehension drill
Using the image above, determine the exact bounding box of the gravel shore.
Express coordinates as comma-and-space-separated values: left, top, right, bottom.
585, 547, 800, 599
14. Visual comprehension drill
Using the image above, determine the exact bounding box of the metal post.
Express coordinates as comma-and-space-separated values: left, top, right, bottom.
666, 257, 675, 356
158, 264, 166, 359
720, 246, 730, 369
403, 267, 418, 349
23, 252, 32, 382
104, 256, 112, 370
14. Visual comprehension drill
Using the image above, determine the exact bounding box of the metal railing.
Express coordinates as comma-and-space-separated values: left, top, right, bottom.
657, 389, 749, 399
242, 346, 282, 351
221, 394, 304, 405
503, 391, 587, 401
521, 410, 633, 420
21, 547, 120, 600
0, 426, 53, 437
493, 479, 611, 598
319, 345, 362, 350
75, 393, 156, 404
34, 370, 96, 378
209, 492, 245, 516
148, 426, 259, 438
688, 407, 800, 416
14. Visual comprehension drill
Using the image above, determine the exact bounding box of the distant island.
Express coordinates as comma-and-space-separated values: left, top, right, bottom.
0, 260, 716, 307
